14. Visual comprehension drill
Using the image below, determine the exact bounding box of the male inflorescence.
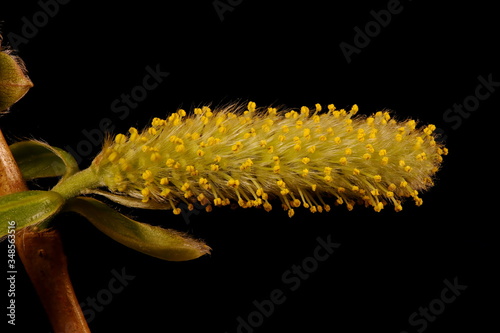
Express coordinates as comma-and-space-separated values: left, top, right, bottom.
91, 102, 447, 217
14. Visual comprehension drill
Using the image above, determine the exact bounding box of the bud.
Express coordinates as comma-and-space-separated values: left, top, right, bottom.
0, 40, 34, 112
91, 102, 448, 215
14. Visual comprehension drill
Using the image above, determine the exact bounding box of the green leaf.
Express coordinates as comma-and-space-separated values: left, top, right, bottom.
0, 190, 65, 239
65, 197, 211, 261
9, 140, 79, 182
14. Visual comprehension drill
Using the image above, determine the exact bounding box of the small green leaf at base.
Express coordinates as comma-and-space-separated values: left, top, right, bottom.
9, 140, 79, 182
64, 197, 211, 261
0, 190, 65, 240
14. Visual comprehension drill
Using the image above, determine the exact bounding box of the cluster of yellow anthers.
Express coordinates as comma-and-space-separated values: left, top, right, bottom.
91, 102, 447, 217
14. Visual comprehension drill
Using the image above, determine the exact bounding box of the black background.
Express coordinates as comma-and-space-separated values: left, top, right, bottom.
1, 0, 498, 332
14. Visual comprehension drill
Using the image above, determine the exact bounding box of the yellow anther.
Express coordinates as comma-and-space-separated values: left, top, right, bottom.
108, 151, 118, 162
378, 149, 387, 156
294, 144, 301, 151
303, 128, 311, 138
301, 168, 309, 177
118, 158, 129, 171
350, 104, 359, 115
160, 188, 171, 197
160, 177, 169, 185
366, 144, 375, 153
340, 157, 348, 165
416, 153, 427, 161
399, 160, 406, 167
373, 175, 382, 182
351, 185, 359, 192
388, 183, 397, 191
150, 152, 161, 161
371, 189, 380, 196
423, 125, 435, 135
141, 187, 150, 197
334, 137, 342, 144
311, 184, 317, 191
181, 182, 190, 191
324, 175, 333, 182
115, 133, 127, 144
142, 170, 153, 181
273, 165, 281, 173
210, 164, 220, 171
363, 153, 371, 160
338, 187, 346, 193
404, 166, 412, 173
400, 180, 408, 188
248, 101, 256, 112
353, 168, 360, 175
277, 180, 286, 188
381, 157, 389, 165
196, 149, 205, 157
148, 127, 157, 136
227, 178, 240, 188
300, 106, 310, 116
288, 209, 295, 218
395, 134, 403, 142
173, 208, 182, 215
374, 202, 384, 212
307, 145, 316, 153
315, 103, 322, 112
232, 141, 243, 152
175, 145, 185, 153
324, 167, 332, 175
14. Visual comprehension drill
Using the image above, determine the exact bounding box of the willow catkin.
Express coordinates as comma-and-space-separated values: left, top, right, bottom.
90, 102, 448, 216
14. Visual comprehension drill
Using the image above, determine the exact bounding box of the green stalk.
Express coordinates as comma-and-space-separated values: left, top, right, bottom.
51, 167, 102, 199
